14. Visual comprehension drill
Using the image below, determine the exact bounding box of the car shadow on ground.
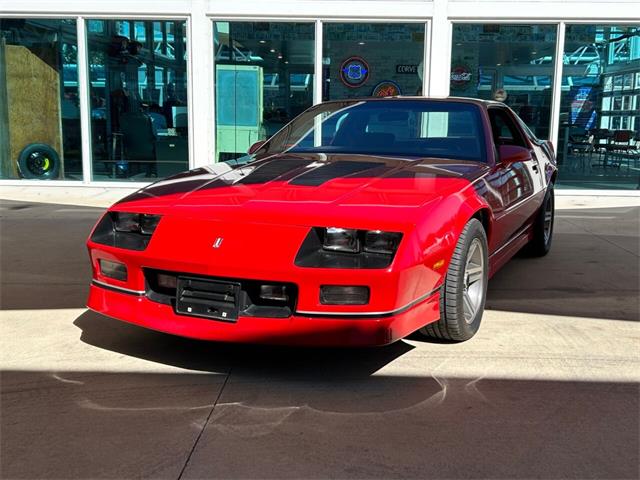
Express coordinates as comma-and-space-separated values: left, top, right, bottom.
22, 309, 633, 480
73, 309, 416, 377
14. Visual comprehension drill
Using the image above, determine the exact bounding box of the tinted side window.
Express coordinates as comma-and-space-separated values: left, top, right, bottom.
489, 109, 527, 148
516, 115, 539, 144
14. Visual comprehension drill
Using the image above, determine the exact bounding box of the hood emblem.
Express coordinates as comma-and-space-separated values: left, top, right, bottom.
212, 237, 223, 249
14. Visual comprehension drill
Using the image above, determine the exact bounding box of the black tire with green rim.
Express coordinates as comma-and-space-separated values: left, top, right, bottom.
525, 185, 554, 257
419, 218, 489, 342
17, 143, 60, 180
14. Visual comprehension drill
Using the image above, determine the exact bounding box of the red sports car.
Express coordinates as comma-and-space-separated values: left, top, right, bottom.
87, 98, 556, 346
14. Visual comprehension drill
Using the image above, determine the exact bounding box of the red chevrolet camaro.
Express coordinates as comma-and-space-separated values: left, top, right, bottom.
87, 97, 556, 346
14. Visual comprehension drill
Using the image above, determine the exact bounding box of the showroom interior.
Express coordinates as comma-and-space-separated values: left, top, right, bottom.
0, 0, 638, 191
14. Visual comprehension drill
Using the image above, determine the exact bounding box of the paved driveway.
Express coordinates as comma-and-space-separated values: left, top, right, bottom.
1, 200, 638, 479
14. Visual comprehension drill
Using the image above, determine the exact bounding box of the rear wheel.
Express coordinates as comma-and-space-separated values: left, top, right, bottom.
419, 218, 488, 342
525, 185, 554, 257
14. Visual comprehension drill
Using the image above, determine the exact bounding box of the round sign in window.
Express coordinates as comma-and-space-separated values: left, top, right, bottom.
340, 56, 370, 88
450, 64, 472, 89
372, 81, 401, 97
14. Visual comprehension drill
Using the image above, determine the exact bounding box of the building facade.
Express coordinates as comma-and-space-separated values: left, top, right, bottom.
1, 0, 639, 193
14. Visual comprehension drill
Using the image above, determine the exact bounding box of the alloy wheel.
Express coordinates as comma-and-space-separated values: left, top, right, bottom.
462, 238, 484, 323
543, 196, 554, 244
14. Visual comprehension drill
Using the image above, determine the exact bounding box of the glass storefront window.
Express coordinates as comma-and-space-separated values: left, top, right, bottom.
87, 19, 189, 181
557, 24, 640, 190
322, 23, 425, 101
451, 24, 557, 139
0, 18, 81, 180
213, 22, 315, 163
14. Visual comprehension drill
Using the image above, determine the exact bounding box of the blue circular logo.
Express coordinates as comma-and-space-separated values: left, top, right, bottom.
340, 56, 369, 88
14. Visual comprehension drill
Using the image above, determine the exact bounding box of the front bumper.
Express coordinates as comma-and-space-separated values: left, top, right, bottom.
87, 281, 440, 346
86, 213, 446, 346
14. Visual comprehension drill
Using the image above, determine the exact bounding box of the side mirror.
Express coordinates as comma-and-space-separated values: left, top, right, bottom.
248, 140, 266, 155
498, 145, 532, 164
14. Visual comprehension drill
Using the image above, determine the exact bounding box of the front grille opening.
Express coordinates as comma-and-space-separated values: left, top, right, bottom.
144, 268, 297, 319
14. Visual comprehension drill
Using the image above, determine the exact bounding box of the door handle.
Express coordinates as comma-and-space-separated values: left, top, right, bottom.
532, 163, 539, 172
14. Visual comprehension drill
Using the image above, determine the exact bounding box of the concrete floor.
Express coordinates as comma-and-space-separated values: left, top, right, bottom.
0, 199, 639, 479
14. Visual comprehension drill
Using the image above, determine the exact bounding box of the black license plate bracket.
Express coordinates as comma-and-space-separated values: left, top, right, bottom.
176, 277, 241, 322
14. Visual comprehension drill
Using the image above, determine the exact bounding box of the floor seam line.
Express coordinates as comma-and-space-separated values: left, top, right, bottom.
562, 218, 640, 258
176, 368, 232, 480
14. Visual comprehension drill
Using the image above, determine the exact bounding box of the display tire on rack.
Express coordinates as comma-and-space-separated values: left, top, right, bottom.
17, 143, 60, 180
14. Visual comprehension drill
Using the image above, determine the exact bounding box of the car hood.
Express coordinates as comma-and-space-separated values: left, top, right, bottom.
114, 153, 488, 229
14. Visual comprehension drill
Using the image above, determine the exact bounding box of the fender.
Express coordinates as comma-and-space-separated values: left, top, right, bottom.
407, 184, 493, 299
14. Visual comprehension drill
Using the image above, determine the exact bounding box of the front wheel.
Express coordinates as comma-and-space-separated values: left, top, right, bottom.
419, 218, 489, 342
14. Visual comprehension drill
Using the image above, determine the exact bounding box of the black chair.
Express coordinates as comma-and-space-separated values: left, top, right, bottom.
606, 130, 636, 172
589, 128, 611, 168
567, 127, 593, 172
119, 112, 156, 177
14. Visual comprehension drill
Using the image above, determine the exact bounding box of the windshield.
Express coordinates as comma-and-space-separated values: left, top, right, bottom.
258, 100, 487, 162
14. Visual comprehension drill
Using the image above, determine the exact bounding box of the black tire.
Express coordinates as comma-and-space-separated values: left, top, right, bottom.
525, 186, 554, 257
419, 218, 489, 342
17, 143, 60, 180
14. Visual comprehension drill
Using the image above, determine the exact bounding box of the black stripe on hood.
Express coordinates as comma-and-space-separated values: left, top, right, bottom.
115, 178, 213, 204
289, 160, 386, 187
236, 158, 315, 185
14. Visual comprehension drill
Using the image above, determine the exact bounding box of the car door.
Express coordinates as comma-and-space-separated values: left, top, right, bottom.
486, 107, 541, 248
